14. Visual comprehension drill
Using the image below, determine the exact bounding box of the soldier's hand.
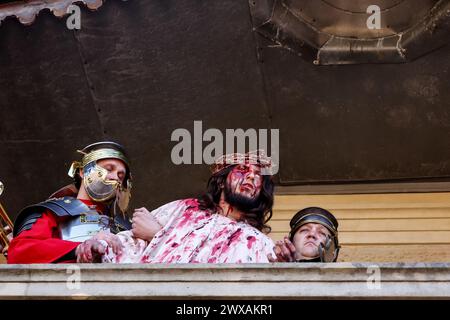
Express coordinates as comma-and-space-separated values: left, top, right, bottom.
131, 207, 163, 241
92, 231, 123, 255
272, 236, 297, 262
76, 239, 106, 263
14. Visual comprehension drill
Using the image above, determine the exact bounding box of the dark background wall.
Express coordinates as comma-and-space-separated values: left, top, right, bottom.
0, 0, 449, 218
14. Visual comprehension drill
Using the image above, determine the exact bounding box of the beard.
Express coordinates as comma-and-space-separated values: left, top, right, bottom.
224, 181, 261, 213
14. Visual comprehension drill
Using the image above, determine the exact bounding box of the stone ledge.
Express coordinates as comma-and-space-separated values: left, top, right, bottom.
0, 263, 449, 299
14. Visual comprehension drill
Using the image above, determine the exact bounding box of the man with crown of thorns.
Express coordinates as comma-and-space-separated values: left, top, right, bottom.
79, 150, 277, 263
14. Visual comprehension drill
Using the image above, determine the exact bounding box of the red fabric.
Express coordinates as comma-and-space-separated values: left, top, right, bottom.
7, 199, 102, 264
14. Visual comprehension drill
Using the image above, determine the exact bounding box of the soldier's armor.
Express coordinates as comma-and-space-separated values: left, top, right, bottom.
58, 211, 110, 242
13, 196, 131, 241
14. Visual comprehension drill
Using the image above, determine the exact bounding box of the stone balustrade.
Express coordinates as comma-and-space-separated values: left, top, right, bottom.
0, 263, 449, 299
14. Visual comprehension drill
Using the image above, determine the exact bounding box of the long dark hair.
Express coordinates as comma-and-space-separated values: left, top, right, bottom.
198, 165, 274, 233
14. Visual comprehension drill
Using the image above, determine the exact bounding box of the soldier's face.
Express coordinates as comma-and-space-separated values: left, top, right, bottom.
97, 159, 126, 184
226, 164, 263, 199
293, 223, 331, 259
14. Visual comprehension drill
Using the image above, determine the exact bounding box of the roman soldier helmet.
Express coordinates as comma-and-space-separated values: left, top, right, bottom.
67, 141, 132, 213
289, 207, 340, 262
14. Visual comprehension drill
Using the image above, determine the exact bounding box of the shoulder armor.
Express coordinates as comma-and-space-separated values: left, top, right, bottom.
13, 197, 89, 237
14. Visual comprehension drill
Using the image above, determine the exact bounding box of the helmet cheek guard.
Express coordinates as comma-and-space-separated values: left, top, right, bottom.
83, 162, 119, 202
116, 177, 132, 213
318, 234, 340, 263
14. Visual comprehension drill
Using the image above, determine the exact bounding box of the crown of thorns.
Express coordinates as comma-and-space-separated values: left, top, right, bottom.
211, 149, 274, 175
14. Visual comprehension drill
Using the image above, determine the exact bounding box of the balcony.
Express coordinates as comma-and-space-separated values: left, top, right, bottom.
0, 263, 449, 299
